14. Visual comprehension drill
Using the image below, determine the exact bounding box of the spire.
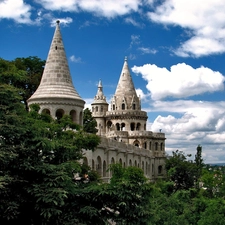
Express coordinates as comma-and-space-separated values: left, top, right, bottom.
114, 57, 137, 98
92, 80, 108, 104
28, 20, 84, 102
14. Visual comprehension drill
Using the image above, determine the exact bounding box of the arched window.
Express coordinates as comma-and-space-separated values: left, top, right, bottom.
130, 122, 135, 131
101, 106, 103, 112
42, 108, 50, 115
97, 156, 102, 176
119, 158, 122, 165
55, 109, 64, 120
132, 103, 136, 110
96, 106, 98, 112
122, 103, 125, 110
143, 142, 147, 149
103, 161, 107, 177
155, 142, 158, 151
160, 143, 163, 151
70, 110, 76, 123
136, 123, 141, 130
149, 141, 152, 150
113, 104, 115, 110
129, 159, 132, 166
116, 123, 120, 131
158, 165, 162, 174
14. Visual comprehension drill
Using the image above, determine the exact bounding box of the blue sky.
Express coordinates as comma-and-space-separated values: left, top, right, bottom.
1, 0, 225, 164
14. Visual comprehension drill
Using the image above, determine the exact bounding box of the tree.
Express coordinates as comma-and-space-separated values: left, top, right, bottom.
0, 84, 101, 224
83, 108, 98, 134
194, 145, 204, 188
165, 150, 196, 191
0, 56, 45, 111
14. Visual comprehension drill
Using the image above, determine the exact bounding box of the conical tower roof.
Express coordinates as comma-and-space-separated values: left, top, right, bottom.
111, 57, 141, 111
114, 57, 137, 98
28, 20, 84, 104
92, 80, 108, 105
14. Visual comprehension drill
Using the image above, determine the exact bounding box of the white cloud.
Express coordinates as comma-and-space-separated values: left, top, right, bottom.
138, 47, 157, 54
147, 99, 225, 163
132, 63, 225, 100
0, 0, 32, 23
37, 0, 142, 18
70, 55, 82, 63
147, 0, 225, 57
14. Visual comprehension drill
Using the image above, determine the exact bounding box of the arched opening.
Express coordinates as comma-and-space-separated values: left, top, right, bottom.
160, 143, 163, 151
142, 161, 144, 171
116, 123, 120, 131
111, 157, 115, 164
132, 103, 136, 110
122, 103, 125, 110
101, 106, 103, 112
70, 110, 76, 123
55, 109, 64, 120
143, 142, 147, 149
129, 159, 132, 166
149, 141, 152, 150
83, 157, 88, 166
155, 142, 158, 151
119, 158, 122, 165
134, 160, 137, 167
123, 162, 126, 168
79, 111, 83, 125
130, 122, 135, 131
121, 123, 125, 131
133, 140, 140, 147
107, 121, 112, 131
103, 161, 107, 177
112, 104, 115, 110
96, 156, 102, 176
42, 108, 50, 115
136, 123, 141, 130
92, 160, 95, 170
158, 165, 162, 174
96, 106, 98, 112
146, 162, 148, 175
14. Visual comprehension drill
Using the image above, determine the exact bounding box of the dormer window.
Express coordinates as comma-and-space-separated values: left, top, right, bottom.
113, 104, 115, 110
132, 104, 136, 110
122, 103, 125, 110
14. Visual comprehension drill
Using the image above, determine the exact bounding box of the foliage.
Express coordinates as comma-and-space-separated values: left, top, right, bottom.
165, 150, 197, 191
83, 108, 98, 134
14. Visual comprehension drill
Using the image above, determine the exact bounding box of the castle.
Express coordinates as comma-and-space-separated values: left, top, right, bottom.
28, 21, 166, 181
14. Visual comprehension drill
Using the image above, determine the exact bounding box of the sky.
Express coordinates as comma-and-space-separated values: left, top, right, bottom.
1, 0, 225, 164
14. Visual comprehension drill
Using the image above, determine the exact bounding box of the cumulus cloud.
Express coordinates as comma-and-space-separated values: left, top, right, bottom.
37, 0, 141, 18
132, 63, 225, 100
147, 0, 225, 57
149, 99, 225, 163
0, 0, 32, 23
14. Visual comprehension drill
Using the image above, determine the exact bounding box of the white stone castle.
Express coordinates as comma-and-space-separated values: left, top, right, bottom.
28, 21, 166, 181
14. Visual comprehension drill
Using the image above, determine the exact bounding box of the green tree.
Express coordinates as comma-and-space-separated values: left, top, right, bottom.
194, 145, 204, 188
165, 150, 196, 191
0, 56, 45, 111
83, 108, 98, 134
0, 84, 101, 224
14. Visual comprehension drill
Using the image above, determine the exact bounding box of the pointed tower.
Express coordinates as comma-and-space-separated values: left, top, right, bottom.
91, 80, 108, 136
106, 57, 148, 143
28, 20, 85, 125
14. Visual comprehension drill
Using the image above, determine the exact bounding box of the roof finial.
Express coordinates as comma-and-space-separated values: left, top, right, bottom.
56, 20, 60, 25
125, 56, 127, 61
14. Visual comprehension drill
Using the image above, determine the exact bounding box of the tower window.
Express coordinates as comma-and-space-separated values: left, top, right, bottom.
113, 104, 115, 110
132, 104, 136, 110
122, 103, 125, 110
55, 46, 57, 50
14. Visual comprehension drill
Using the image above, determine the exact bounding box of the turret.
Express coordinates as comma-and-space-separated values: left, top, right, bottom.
28, 20, 85, 125
91, 80, 108, 136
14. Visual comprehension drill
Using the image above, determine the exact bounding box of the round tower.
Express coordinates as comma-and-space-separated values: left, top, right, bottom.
91, 80, 108, 136
106, 57, 148, 135
27, 21, 85, 125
